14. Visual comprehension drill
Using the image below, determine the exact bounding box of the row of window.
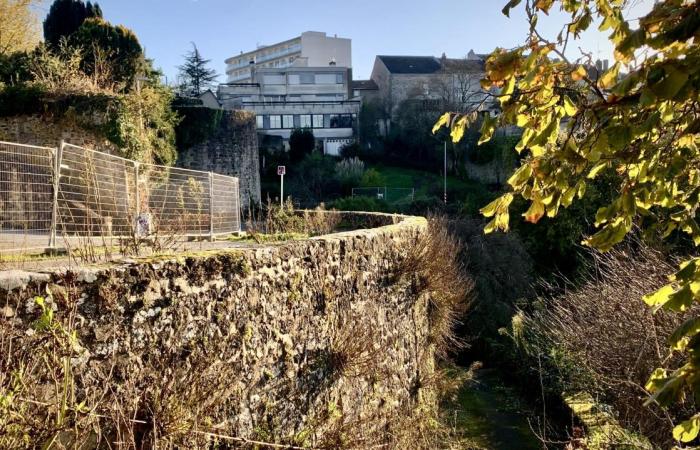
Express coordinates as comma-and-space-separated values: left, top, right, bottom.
256, 114, 355, 130
262, 73, 344, 86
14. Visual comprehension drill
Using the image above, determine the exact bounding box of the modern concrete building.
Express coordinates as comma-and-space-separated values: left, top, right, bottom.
225, 31, 352, 83
218, 65, 359, 156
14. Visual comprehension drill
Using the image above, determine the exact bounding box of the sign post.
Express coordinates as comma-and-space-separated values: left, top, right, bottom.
277, 165, 286, 208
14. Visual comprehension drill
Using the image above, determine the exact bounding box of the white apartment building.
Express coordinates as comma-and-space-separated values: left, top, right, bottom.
218, 65, 359, 155
225, 31, 352, 83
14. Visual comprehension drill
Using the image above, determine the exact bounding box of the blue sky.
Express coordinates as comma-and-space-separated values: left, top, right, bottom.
35, 0, 654, 83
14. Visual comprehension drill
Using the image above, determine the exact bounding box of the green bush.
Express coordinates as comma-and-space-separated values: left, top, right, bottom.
0, 84, 45, 116
71, 18, 143, 89
328, 196, 388, 212
360, 168, 385, 187
289, 127, 315, 162
173, 106, 224, 149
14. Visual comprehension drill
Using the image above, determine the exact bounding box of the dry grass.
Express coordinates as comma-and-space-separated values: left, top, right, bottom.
517, 240, 695, 447
397, 216, 474, 360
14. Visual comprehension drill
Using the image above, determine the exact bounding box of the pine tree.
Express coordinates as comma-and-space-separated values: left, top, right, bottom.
43, 0, 102, 47
177, 42, 218, 97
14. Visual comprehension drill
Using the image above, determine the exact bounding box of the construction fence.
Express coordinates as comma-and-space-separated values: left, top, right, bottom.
0, 141, 241, 252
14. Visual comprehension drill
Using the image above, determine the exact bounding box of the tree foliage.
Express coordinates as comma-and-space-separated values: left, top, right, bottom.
71, 17, 143, 89
289, 127, 316, 162
43, 0, 102, 48
434, 0, 700, 440
0, 0, 40, 57
177, 42, 218, 97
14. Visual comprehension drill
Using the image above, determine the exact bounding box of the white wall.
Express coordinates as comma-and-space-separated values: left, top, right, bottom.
300, 32, 352, 68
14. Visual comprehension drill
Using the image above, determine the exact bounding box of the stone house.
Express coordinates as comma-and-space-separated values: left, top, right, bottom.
366, 52, 499, 135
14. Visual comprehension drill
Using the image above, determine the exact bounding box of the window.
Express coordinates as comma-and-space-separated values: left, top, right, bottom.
299, 114, 312, 128
256, 115, 264, 129
312, 114, 324, 128
263, 74, 286, 86
288, 73, 314, 84
269, 115, 282, 129
330, 114, 353, 128
315, 73, 342, 84
282, 115, 294, 129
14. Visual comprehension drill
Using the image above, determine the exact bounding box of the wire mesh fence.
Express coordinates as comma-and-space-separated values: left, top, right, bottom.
351, 187, 415, 204
0, 141, 241, 253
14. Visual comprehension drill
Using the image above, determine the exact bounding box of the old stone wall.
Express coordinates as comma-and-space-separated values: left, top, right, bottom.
0, 115, 118, 152
177, 109, 261, 208
0, 214, 433, 447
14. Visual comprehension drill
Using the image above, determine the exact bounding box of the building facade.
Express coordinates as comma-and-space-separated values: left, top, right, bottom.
218, 66, 359, 155
225, 31, 352, 84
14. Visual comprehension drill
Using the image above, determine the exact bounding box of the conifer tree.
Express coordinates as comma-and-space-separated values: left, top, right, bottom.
177, 42, 218, 97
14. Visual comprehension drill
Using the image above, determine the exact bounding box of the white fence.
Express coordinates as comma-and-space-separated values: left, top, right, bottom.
0, 141, 241, 252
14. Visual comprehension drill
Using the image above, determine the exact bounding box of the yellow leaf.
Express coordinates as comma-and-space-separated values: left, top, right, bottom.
673, 415, 700, 443
587, 162, 608, 179
571, 65, 587, 81
643, 284, 675, 308
432, 113, 451, 134
563, 95, 577, 116
507, 163, 532, 189
523, 197, 545, 223
598, 62, 621, 89
450, 115, 468, 143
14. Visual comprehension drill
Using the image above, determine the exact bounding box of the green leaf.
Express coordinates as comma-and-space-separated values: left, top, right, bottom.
507, 163, 532, 189
673, 415, 700, 443
669, 317, 700, 351
650, 65, 689, 100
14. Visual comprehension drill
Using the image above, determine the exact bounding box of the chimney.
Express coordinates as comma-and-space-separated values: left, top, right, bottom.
329, 57, 337, 66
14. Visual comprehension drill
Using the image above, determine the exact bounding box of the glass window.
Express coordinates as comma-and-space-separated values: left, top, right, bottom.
263, 74, 285, 85
316, 73, 340, 84
256, 115, 264, 129
269, 115, 282, 129
336, 73, 344, 84
282, 115, 294, 129
299, 114, 312, 128
330, 114, 353, 128
300, 73, 315, 84
312, 114, 324, 128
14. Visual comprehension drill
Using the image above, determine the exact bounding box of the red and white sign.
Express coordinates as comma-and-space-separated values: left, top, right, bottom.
277, 165, 286, 176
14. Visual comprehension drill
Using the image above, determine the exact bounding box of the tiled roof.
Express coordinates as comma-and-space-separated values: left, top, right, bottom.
351, 79, 379, 90
377, 56, 442, 74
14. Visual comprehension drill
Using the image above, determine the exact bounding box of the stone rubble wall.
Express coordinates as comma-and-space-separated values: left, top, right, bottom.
176, 109, 261, 209
0, 115, 118, 152
0, 213, 433, 445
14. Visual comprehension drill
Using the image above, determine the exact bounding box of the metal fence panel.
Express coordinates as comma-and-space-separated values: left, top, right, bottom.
0, 141, 241, 253
0, 142, 55, 251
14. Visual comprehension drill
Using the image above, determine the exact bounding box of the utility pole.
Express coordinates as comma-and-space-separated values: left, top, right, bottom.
444, 140, 447, 204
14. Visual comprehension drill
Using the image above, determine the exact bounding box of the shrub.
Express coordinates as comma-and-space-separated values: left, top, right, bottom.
43, 0, 102, 47
334, 157, 364, 188
359, 168, 384, 187
289, 127, 315, 162
509, 242, 694, 447
328, 196, 388, 212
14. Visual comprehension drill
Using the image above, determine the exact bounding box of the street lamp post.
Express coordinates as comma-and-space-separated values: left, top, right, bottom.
444, 140, 447, 204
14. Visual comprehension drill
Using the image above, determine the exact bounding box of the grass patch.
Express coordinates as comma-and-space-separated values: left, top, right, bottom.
227, 232, 309, 244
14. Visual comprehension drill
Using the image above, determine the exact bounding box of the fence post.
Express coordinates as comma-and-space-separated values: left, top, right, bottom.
48, 141, 64, 250
208, 171, 214, 240
134, 162, 140, 235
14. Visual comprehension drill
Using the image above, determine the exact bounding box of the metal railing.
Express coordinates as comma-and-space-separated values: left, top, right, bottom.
0, 141, 241, 252
351, 187, 415, 204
